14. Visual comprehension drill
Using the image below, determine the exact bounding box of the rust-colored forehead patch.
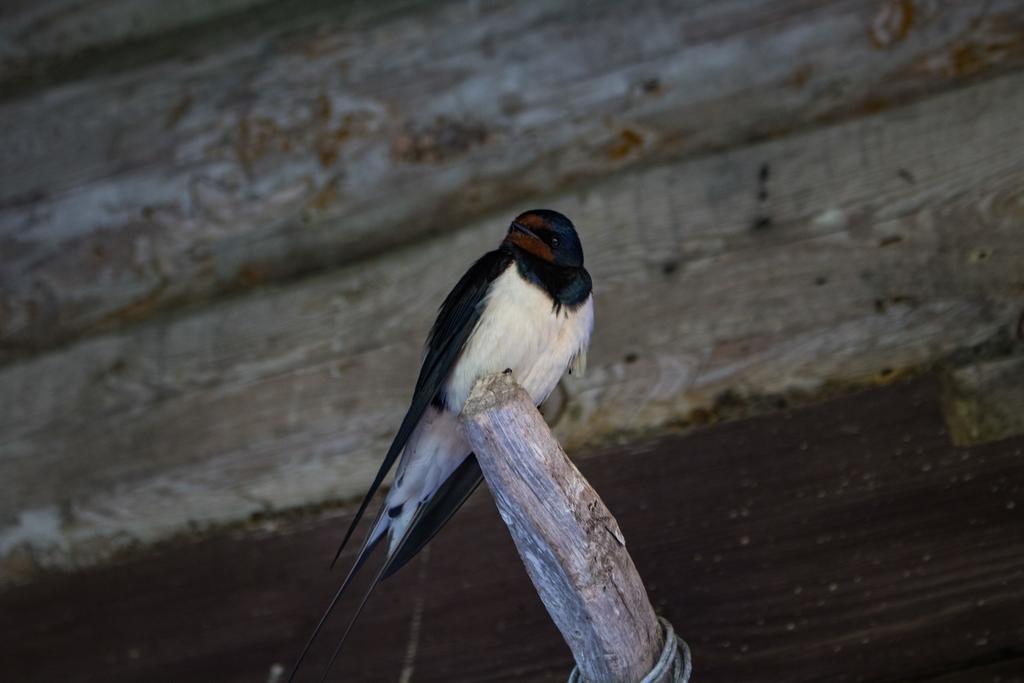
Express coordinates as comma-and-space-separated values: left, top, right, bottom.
514, 211, 553, 231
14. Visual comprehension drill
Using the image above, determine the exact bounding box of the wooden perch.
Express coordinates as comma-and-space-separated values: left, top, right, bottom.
461, 372, 663, 682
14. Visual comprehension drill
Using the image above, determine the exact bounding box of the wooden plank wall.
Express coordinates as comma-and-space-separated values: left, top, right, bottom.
1, 0, 1023, 583
3, 0, 1023, 355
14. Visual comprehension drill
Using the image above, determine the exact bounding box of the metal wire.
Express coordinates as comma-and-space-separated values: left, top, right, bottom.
567, 617, 692, 683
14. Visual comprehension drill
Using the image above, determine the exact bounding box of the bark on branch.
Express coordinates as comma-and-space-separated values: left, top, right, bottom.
461, 372, 663, 682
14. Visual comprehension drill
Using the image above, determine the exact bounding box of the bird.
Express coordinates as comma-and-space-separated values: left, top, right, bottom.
290, 209, 594, 681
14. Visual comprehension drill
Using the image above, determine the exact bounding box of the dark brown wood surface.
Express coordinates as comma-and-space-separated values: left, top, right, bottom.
2, 375, 1023, 682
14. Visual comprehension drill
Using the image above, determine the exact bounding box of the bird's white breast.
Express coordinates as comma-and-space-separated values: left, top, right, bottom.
445, 266, 594, 413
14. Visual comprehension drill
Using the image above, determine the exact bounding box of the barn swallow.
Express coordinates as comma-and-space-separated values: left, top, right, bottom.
290, 209, 594, 680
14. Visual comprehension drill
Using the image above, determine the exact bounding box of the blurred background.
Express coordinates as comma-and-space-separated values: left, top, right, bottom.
2, 1, 1023, 681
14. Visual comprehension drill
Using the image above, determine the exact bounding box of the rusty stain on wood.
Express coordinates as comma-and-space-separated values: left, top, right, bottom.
869, 0, 915, 49
607, 128, 645, 161
907, 11, 1024, 78
316, 127, 351, 167
788, 64, 814, 89
391, 117, 491, 164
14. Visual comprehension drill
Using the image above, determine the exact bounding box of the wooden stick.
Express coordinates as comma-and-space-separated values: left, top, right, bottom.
461, 372, 663, 682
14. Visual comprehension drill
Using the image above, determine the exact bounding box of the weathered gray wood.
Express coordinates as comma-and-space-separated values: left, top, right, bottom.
0, 0, 268, 84
3, 0, 1023, 357
462, 372, 662, 683
0, 1, 429, 89
1, 72, 1022, 584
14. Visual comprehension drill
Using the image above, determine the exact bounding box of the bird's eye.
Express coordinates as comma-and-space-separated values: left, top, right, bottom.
551, 237, 560, 247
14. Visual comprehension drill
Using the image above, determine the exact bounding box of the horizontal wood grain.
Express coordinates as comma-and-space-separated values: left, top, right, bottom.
0, 0, 264, 80
2, 0, 1023, 356
2, 376, 1022, 682
2, 71, 1022, 583
0, 1, 427, 90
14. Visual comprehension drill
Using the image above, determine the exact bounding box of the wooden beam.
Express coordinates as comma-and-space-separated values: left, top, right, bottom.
462, 373, 663, 682
2, 73, 1022, 583
3, 376, 1023, 682
3, 0, 1023, 356
0, 0, 272, 86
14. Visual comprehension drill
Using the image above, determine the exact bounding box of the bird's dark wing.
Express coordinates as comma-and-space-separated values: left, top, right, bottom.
381, 454, 483, 579
290, 249, 512, 683
329, 247, 512, 568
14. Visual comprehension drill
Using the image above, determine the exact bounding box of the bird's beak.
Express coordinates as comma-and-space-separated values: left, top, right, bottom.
510, 222, 539, 239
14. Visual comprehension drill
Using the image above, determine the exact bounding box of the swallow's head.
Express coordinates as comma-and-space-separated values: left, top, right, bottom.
505, 209, 584, 268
